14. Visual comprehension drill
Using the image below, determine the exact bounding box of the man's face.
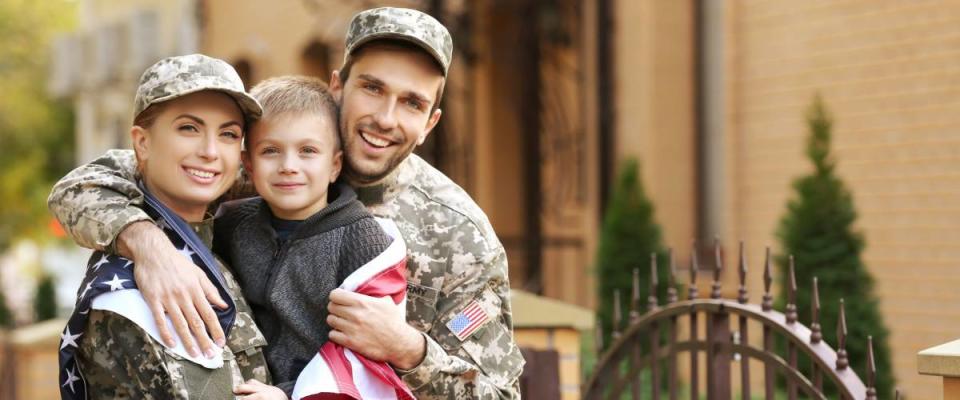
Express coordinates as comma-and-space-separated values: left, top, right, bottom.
132, 91, 244, 222
329, 46, 444, 185
243, 113, 342, 220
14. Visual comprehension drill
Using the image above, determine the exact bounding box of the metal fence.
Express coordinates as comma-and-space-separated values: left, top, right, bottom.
583, 242, 897, 400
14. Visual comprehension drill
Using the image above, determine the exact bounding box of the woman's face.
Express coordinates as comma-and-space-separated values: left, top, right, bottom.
132, 91, 244, 222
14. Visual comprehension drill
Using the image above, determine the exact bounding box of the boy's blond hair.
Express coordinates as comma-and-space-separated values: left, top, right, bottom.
249, 75, 340, 147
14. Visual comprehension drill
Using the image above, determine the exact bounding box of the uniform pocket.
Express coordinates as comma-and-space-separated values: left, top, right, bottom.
434, 287, 500, 351
225, 311, 269, 352
226, 311, 271, 383
435, 286, 524, 387
162, 346, 238, 398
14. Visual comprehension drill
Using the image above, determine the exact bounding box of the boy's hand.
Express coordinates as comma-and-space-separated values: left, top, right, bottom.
234, 379, 288, 399
118, 221, 228, 358
327, 289, 426, 370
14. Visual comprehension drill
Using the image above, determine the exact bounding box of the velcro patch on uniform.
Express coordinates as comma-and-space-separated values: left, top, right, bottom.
446, 300, 491, 342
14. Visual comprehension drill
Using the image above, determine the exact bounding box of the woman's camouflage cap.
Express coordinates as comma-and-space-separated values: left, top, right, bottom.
133, 54, 262, 121
344, 7, 453, 76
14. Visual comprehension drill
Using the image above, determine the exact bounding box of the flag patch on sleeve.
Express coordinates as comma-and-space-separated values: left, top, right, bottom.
446, 300, 490, 342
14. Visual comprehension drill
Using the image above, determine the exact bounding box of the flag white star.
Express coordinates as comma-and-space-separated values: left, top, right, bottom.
91, 254, 110, 271
78, 308, 89, 315
62, 365, 81, 393
120, 257, 133, 269
101, 274, 129, 291
60, 327, 82, 350
178, 244, 195, 260
78, 281, 94, 299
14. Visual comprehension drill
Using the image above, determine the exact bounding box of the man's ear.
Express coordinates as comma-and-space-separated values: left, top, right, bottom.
329, 70, 343, 98
417, 108, 442, 146
330, 150, 343, 183
130, 125, 150, 166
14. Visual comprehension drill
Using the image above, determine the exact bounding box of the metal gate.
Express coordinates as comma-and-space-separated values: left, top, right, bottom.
583, 242, 891, 400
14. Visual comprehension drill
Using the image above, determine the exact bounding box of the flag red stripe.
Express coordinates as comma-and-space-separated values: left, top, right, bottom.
461, 317, 486, 334
462, 307, 484, 320
314, 342, 361, 399
354, 259, 408, 304
455, 303, 489, 338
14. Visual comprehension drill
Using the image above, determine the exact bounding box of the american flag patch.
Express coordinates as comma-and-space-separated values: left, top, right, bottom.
446, 300, 490, 342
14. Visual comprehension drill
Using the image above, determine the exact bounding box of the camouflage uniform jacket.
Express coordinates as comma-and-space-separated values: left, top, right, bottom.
76, 218, 271, 399
48, 150, 525, 399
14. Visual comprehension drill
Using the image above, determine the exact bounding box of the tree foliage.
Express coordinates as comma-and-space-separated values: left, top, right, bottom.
0, 288, 13, 328
776, 95, 894, 398
34, 274, 57, 322
0, 0, 76, 251
595, 158, 671, 349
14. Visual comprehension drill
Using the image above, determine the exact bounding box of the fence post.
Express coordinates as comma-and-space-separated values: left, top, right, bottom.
707, 311, 731, 400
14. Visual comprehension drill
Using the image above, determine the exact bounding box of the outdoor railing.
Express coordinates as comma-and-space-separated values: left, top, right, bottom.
583, 241, 897, 400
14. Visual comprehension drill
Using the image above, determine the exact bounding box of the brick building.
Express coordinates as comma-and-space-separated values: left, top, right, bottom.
48, 0, 960, 397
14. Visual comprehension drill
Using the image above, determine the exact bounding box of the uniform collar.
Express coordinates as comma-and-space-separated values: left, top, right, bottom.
188, 215, 215, 249
351, 157, 413, 206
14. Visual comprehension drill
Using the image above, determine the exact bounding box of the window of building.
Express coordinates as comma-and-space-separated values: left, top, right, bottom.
300, 41, 331, 81
231, 59, 254, 90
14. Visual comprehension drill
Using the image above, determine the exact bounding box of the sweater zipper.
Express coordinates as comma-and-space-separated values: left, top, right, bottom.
264, 237, 290, 303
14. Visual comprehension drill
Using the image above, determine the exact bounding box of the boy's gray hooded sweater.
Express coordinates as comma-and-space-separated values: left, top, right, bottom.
213, 182, 392, 394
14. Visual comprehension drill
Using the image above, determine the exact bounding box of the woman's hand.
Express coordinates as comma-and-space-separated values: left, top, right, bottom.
119, 221, 228, 358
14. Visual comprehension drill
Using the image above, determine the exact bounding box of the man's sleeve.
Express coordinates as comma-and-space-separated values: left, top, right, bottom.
47, 149, 149, 253
398, 232, 525, 399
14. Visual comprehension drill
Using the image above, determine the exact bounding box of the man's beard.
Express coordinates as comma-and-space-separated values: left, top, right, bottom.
338, 115, 414, 186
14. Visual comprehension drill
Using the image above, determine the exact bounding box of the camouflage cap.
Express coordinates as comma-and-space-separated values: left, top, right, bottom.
344, 7, 453, 76
133, 54, 262, 121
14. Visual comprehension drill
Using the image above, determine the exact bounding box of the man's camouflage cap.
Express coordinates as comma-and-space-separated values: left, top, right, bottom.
133, 54, 262, 121
344, 7, 453, 76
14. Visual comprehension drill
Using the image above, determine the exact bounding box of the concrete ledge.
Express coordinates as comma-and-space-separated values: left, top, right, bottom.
918, 338, 960, 377
511, 290, 594, 330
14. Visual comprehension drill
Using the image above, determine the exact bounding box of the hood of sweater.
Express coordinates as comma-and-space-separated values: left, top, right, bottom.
253, 181, 371, 240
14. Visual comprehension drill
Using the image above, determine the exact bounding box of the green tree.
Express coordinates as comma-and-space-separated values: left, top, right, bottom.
0, 287, 13, 328
0, 0, 76, 251
34, 274, 57, 322
776, 95, 894, 398
595, 159, 671, 349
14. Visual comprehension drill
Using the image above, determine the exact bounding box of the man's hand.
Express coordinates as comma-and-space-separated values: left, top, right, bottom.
327, 289, 426, 370
117, 221, 228, 358
234, 379, 288, 399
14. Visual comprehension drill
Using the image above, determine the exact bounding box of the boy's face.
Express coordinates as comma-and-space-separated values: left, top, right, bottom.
329, 45, 443, 185
131, 91, 244, 222
244, 113, 343, 220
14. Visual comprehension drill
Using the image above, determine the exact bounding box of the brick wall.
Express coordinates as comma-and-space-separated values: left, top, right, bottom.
727, 2, 960, 398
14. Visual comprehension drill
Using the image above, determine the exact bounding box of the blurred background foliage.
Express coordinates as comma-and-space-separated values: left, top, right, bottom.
0, 0, 77, 252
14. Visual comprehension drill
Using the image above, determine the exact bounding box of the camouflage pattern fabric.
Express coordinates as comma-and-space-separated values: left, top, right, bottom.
48, 149, 525, 399
73, 220, 270, 399
355, 154, 524, 399
345, 7, 453, 76
48, 149, 147, 253
133, 54, 262, 121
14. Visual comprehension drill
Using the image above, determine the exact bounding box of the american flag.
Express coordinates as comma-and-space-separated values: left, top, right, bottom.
58, 182, 236, 400
446, 300, 490, 342
293, 218, 414, 400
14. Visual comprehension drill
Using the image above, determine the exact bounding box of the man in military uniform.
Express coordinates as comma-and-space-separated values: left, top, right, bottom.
49, 7, 523, 400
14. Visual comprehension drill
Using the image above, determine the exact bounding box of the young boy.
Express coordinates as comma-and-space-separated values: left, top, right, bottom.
60, 54, 271, 400
219, 76, 411, 399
